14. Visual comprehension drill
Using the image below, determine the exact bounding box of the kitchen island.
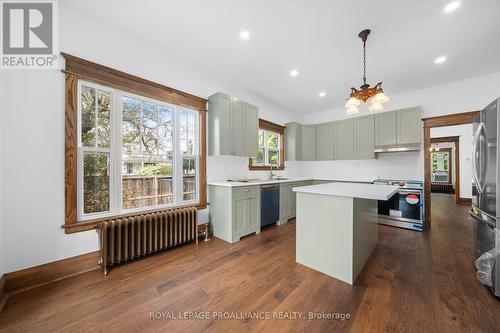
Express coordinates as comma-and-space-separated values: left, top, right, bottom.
293, 182, 398, 285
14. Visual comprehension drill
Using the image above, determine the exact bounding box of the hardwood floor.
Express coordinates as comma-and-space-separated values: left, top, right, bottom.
0, 193, 498, 332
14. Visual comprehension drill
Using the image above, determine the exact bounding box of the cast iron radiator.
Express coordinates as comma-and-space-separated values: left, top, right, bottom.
97, 207, 198, 275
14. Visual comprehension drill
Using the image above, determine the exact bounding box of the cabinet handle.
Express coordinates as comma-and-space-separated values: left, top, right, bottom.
245, 189, 249, 192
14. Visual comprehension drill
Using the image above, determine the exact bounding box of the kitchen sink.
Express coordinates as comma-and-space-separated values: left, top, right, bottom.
227, 177, 291, 183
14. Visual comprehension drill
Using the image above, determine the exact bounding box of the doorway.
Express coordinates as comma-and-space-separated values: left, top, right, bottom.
422, 111, 479, 227
429, 136, 463, 204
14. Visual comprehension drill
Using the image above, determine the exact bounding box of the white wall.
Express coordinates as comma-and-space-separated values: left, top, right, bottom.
431, 124, 473, 198
2, 5, 499, 273
0, 73, 5, 276
299, 71, 500, 124
0, 5, 292, 273
286, 72, 500, 185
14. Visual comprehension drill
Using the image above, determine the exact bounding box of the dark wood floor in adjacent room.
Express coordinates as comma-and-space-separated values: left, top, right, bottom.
0, 193, 499, 332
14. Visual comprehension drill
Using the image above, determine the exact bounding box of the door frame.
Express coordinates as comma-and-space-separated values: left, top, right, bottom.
422, 111, 479, 227
429, 138, 460, 202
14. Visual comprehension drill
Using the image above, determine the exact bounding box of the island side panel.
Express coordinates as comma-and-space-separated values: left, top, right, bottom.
352, 198, 378, 282
295, 192, 354, 284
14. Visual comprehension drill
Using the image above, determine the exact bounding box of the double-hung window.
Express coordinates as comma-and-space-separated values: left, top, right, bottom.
249, 119, 285, 170
77, 80, 200, 221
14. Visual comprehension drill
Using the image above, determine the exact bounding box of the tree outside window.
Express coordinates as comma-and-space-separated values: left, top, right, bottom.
249, 119, 285, 170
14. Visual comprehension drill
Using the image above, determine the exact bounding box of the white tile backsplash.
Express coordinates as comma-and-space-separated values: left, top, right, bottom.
207, 150, 423, 183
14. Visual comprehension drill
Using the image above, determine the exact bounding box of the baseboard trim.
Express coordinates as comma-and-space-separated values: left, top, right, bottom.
0, 275, 6, 312
4, 251, 100, 295
458, 197, 472, 205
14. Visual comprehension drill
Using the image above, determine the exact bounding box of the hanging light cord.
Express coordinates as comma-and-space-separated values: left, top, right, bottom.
362, 39, 367, 85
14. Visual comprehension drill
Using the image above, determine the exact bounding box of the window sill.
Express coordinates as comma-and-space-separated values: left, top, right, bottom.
248, 166, 285, 171
62, 202, 208, 234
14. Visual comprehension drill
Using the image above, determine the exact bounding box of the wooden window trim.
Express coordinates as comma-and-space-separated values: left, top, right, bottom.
249, 119, 285, 171
62, 53, 207, 234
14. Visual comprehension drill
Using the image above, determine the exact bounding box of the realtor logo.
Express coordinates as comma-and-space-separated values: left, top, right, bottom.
1, 0, 58, 69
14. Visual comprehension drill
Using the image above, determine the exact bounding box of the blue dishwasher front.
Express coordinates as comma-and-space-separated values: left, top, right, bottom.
261, 184, 280, 227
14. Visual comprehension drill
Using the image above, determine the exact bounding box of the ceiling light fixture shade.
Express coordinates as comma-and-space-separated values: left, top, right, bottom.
369, 102, 384, 112
372, 91, 389, 104
345, 29, 388, 115
346, 106, 360, 115
345, 96, 361, 108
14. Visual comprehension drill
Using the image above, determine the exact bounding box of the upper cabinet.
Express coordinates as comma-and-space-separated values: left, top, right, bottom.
245, 103, 259, 157
208, 92, 259, 157
354, 115, 375, 159
285, 122, 302, 161
316, 122, 335, 160
397, 107, 422, 144
335, 119, 355, 160
375, 111, 397, 146
301, 125, 317, 161
284, 106, 421, 161
285, 123, 318, 161
375, 107, 422, 147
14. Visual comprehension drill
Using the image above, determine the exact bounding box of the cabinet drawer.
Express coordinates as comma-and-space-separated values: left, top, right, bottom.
233, 186, 260, 198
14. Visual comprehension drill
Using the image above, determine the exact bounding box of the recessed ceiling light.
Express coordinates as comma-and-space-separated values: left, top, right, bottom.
434, 56, 447, 64
444, 1, 460, 13
239, 30, 250, 40
319, 91, 326, 97
290, 69, 299, 77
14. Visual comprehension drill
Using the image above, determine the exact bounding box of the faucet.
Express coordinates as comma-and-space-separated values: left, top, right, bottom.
269, 160, 277, 180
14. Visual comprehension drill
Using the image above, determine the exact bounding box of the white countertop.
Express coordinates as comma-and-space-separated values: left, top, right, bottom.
292, 182, 398, 200
208, 177, 312, 187
208, 177, 373, 187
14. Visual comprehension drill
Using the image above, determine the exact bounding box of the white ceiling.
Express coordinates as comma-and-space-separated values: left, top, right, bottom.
61, 0, 500, 115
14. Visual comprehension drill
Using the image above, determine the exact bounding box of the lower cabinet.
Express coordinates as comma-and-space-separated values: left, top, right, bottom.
279, 181, 313, 224
209, 185, 261, 243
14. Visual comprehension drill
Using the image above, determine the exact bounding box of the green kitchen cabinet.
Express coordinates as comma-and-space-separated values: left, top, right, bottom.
335, 119, 355, 160
208, 92, 259, 157
209, 185, 260, 243
354, 115, 375, 159
285, 122, 302, 161
207, 92, 233, 155
375, 111, 397, 146
279, 180, 313, 224
375, 107, 422, 147
245, 103, 259, 157
397, 107, 422, 144
316, 122, 335, 160
232, 98, 246, 156
301, 125, 317, 161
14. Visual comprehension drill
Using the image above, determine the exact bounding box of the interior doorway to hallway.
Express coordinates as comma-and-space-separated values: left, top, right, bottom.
422, 111, 479, 227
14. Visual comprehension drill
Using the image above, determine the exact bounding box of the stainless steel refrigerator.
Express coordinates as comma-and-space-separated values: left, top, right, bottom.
471, 98, 500, 297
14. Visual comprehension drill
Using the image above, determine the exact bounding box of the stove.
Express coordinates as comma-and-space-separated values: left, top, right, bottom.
373, 179, 425, 231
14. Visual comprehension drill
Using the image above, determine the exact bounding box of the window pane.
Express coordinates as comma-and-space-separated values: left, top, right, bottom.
180, 108, 197, 155
267, 131, 279, 150
268, 150, 279, 165
122, 96, 141, 155
122, 159, 174, 209
122, 97, 174, 210
252, 148, 264, 165
81, 86, 96, 147
158, 105, 174, 157
258, 130, 264, 147
182, 157, 197, 201
142, 102, 158, 155
83, 152, 110, 214
97, 90, 111, 148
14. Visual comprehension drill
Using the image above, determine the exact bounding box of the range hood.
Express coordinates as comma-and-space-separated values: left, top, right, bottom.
374, 143, 422, 153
